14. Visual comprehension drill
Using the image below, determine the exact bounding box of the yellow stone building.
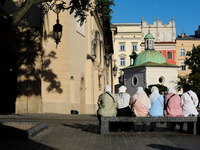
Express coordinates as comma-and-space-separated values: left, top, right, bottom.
176, 26, 200, 78
0, 0, 116, 114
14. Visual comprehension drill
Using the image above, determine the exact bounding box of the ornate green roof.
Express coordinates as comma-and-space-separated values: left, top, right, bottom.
134, 50, 166, 66
144, 33, 155, 39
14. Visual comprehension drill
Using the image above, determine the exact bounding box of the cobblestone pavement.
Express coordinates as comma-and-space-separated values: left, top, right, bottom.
0, 114, 200, 150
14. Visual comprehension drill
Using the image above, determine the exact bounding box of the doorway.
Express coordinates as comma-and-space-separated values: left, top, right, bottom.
0, 42, 17, 114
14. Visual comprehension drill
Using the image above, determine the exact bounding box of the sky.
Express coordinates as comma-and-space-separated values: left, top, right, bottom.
111, 0, 200, 37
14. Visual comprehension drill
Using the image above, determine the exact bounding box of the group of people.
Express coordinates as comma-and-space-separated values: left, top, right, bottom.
97, 84, 199, 132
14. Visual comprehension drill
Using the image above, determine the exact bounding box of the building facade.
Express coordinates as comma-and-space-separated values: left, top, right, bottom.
176, 26, 200, 78
0, 0, 116, 114
112, 23, 142, 86
141, 16, 176, 65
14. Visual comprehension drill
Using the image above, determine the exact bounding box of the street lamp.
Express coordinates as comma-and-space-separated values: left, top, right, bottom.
42, 0, 67, 48
53, 15, 63, 48
113, 59, 118, 77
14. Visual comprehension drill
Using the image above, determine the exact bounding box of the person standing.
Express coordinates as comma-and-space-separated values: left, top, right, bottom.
148, 86, 164, 132
130, 87, 151, 131
97, 85, 118, 132
165, 87, 183, 132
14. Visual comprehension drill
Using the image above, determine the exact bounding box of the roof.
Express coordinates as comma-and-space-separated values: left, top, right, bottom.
176, 35, 200, 40
134, 49, 166, 66
112, 23, 141, 26
144, 33, 155, 39
110, 23, 117, 28
121, 61, 179, 70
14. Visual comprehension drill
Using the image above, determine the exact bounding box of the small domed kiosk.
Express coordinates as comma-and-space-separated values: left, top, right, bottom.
121, 32, 179, 96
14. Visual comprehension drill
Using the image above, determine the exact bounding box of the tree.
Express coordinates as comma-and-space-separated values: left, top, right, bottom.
184, 45, 200, 98
0, 0, 115, 28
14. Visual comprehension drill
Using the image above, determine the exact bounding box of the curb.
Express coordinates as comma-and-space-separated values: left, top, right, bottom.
27, 123, 48, 138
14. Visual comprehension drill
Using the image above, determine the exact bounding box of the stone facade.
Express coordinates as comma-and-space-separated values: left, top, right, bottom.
0, 0, 116, 114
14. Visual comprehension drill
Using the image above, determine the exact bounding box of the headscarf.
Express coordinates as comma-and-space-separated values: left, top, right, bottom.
149, 86, 160, 104
118, 85, 127, 93
132, 87, 151, 109
168, 88, 176, 94
116, 85, 130, 109
104, 85, 111, 93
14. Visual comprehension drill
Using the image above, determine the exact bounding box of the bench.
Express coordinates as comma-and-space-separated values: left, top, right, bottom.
101, 116, 198, 135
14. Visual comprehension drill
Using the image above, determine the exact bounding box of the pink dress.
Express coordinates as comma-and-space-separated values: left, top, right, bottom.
165, 93, 183, 117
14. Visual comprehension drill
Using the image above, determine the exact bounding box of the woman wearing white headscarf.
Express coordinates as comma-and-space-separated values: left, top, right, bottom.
148, 86, 164, 132
97, 85, 118, 133
130, 87, 151, 117
97, 85, 118, 117
115, 85, 132, 131
165, 88, 183, 117
116, 85, 131, 116
165, 87, 183, 132
130, 87, 151, 131
181, 84, 199, 133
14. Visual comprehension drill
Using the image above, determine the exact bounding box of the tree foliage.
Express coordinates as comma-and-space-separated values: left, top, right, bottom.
0, 0, 115, 27
177, 75, 188, 92
184, 45, 200, 98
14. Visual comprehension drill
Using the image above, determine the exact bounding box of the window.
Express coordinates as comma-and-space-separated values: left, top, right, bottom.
180, 62, 186, 71
180, 49, 185, 56
120, 58, 125, 66
167, 51, 172, 59
132, 44, 137, 51
120, 44, 125, 51
158, 76, 165, 84
132, 75, 138, 86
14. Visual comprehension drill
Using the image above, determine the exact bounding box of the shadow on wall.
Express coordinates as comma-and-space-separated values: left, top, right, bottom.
16, 27, 63, 98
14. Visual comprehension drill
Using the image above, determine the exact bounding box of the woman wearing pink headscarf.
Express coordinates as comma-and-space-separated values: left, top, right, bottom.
130, 87, 151, 131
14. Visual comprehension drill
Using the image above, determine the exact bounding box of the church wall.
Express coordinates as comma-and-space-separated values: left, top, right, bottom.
146, 67, 178, 91
123, 67, 146, 96
42, 6, 71, 114
41, 0, 111, 114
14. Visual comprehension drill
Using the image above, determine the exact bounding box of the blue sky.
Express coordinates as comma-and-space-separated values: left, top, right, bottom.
111, 0, 200, 37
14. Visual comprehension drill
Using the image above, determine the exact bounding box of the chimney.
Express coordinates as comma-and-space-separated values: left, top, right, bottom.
181, 33, 185, 38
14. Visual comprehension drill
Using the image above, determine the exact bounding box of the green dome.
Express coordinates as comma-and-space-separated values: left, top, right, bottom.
134, 50, 166, 66
144, 33, 155, 39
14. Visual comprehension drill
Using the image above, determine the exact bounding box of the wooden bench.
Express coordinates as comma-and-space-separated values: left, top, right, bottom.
101, 116, 198, 135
